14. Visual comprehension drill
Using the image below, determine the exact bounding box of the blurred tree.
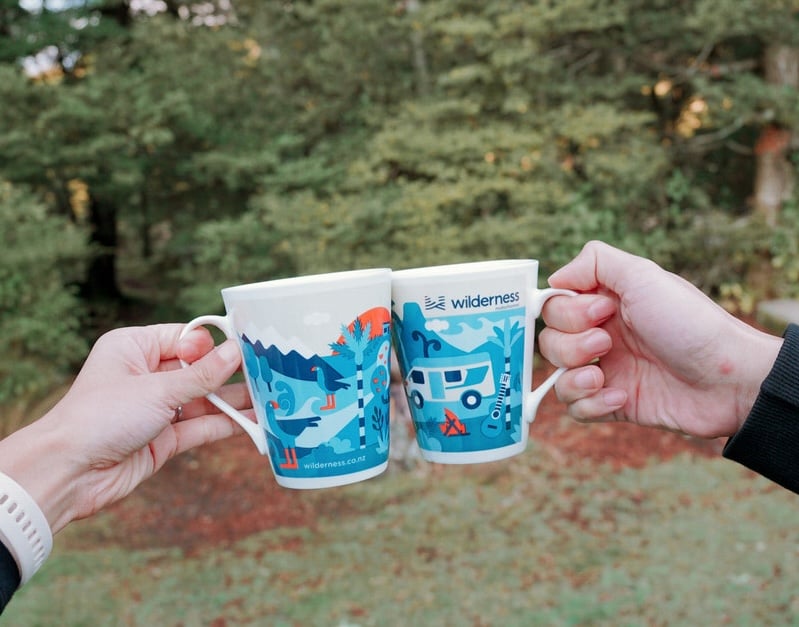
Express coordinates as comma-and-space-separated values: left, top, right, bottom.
211, 0, 797, 298
0, 180, 89, 406
683, 1, 799, 226
754, 44, 798, 225
0, 1, 261, 304
200, 0, 672, 283
178, 0, 422, 310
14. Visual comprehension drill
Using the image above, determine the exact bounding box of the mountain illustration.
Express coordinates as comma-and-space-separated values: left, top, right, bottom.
241, 334, 348, 384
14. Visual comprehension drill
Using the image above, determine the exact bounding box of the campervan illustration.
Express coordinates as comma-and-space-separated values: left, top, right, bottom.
404, 352, 496, 410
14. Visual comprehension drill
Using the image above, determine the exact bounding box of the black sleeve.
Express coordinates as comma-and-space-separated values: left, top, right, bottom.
0, 541, 20, 615
723, 323, 799, 494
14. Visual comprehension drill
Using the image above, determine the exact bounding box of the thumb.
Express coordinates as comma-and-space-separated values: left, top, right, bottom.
548, 240, 651, 294
167, 339, 242, 404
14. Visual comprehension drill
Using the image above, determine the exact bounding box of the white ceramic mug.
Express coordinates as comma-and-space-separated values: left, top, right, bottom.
182, 269, 393, 489
391, 260, 574, 464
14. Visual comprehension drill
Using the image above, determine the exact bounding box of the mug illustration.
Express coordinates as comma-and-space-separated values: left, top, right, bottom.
392, 300, 526, 455
241, 307, 392, 481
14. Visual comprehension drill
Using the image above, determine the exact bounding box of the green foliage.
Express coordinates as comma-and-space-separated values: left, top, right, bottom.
0, 0, 123, 63
771, 198, 799, 297
689, 0, 799, 44
184, 0, 799, 298
177, 208, 296, 315
0, 181, 89, 405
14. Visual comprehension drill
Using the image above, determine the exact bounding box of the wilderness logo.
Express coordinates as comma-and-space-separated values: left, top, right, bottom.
424, 290, 521, 312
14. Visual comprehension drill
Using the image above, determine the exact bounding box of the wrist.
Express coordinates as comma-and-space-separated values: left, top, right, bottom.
0, 414, 82, 536
732, 326, 784, 434
0, 471, 53, 584
723, 324, 799, 493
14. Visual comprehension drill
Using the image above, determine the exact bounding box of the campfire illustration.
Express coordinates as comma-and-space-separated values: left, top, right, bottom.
439, 408, 470, 437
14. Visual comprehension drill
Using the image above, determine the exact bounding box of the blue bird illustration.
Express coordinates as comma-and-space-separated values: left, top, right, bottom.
264, 400, 321, 470
311, 365, 351, 411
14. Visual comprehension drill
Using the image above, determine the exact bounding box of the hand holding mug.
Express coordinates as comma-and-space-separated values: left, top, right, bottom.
0, 324, 244, 535
539, 241, 783, 439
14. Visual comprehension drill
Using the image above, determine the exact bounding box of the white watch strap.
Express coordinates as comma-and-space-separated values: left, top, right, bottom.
0, 471, 53, 585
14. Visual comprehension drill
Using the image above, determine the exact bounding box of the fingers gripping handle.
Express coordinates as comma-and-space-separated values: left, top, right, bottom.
523, 288, 577, 422
179, 316, 269, 455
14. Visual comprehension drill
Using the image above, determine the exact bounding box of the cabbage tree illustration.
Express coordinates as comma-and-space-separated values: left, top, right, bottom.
488, 319, 523, 378
487, 319, 523, 428
330, 317, 382, 449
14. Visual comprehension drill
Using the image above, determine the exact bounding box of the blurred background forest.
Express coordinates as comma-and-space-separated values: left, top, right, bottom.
2, 0, 799, 415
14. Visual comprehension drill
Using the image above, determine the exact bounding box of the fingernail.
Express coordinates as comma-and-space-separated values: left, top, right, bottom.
587, 298, 615, 323
602, 389, 626, 408
583, 330, 612, 356
217, 340, 240, 362
574, 369, 599, 389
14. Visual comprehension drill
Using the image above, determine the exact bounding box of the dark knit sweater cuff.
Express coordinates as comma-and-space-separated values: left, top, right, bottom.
723, 323, 799, 494
0, 541, 20, 615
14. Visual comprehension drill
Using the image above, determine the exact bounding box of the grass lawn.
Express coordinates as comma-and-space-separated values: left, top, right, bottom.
4, 442, 798, 626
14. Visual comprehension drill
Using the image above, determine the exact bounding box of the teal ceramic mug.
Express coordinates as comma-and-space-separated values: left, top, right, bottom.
182, 269, 393, 489
391, 260, 575, 464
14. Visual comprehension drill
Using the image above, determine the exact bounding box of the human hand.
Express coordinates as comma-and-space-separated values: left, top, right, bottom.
0, 324, 251, 534
539, 241, 783, 439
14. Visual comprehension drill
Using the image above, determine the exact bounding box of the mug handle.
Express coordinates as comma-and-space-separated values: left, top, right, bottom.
179, 315, 269, 455
523, 288, 578, 422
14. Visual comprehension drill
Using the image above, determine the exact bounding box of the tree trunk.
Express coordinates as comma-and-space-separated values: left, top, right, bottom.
405, 0, 430, 96
81, 195, 122, 301
753, 44, 799, 225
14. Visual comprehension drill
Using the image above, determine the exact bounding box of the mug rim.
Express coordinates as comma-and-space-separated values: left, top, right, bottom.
220, 267, 391, 297
392, 259, 537, 281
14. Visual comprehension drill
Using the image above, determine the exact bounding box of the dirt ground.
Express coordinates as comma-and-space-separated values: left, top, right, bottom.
101, 365, 724, 556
